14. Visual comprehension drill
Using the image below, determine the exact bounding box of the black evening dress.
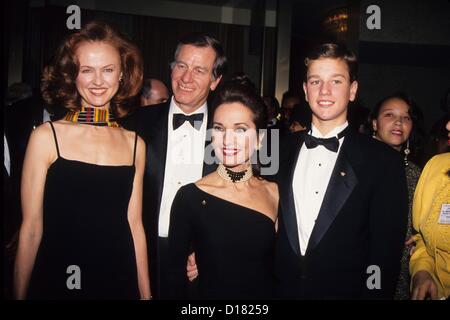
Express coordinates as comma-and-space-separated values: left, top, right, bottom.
168, 183, 275, 300
27, 122, 139, 299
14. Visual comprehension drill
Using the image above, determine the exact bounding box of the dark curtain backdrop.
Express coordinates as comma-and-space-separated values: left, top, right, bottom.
23, 5, 246, 94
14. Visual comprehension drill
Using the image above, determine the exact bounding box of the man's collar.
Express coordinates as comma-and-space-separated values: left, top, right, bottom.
311, 121, 349, 139
169, 96, 207, 116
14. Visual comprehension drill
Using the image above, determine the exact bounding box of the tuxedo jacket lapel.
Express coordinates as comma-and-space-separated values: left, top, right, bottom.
145, 105, 169, 209
306, 131, 361, 254
280, 133, 304, 257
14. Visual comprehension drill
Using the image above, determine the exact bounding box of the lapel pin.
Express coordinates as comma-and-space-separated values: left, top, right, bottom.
201, 200, 206, 205
340, 171, 346, 177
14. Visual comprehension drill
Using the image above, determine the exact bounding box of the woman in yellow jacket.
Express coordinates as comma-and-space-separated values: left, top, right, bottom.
410, 120, 449, 299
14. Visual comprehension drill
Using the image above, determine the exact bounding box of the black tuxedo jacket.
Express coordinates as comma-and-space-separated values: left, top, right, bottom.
274, 130, 408, 299
118, 101, 217, 295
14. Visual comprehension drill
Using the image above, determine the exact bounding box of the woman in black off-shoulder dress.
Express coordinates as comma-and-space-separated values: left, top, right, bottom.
167, 77, 279, 300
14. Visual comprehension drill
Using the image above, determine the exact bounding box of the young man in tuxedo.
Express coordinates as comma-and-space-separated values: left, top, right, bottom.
274, 43, 408, 299
119, 33, 226, 299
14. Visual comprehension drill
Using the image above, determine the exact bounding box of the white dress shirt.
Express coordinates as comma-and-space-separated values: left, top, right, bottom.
158, 97, 208, 237
43, 109, 51, 122
4, 133, 11, 176
292, 121, 348, 255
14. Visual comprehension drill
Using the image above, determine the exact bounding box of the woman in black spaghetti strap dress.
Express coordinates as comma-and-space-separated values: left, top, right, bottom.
14, 21, 150, 300
167, 77, 279, 299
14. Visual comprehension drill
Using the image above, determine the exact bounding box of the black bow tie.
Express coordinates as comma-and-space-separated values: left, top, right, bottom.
304, 127, 348, 153
173, 113, 204, 130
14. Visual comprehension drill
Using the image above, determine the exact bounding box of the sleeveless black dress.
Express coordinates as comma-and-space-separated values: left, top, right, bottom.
27, 122, 139, 299
168, 183, 276, 300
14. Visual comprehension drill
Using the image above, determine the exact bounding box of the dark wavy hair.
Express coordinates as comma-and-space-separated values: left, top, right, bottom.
41, 20, 143, 117
369, 92, 425, 161
212, 74, 267, 177
304, 43, 358, 82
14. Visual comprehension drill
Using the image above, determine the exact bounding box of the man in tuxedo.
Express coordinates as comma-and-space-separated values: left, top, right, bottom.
119, 33, 226, 299
275, 43, 408, 299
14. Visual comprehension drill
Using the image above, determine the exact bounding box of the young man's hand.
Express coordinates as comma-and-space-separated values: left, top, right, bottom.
186, 252, 198, 281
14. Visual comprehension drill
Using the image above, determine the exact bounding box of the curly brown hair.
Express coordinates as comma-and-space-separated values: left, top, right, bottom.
41, 20, 143, 117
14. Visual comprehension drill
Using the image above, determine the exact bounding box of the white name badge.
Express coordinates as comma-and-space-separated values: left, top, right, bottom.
438, 204, 450, 224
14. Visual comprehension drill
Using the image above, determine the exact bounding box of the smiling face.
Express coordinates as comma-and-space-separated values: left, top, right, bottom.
372, 98, 413, 150
75, 41, 121, 109
212, 102, 260, 170
303, 57, 358, 131
171, 44, 221, 114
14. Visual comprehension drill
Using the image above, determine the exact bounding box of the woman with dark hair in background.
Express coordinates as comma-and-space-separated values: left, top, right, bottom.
14, 21, 150, 299
370, 92, 424, 299
167, 76, 278, 299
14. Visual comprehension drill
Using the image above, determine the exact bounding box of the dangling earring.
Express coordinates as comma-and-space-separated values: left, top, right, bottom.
119, 73, 123, 85
372, 130, 377, 138
403, 139, 410, 167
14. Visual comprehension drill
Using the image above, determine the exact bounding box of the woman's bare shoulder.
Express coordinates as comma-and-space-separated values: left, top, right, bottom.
259, 178, 278, 194
51, 119, 76, 129
30, 122, 56, 144
25, 122, 58, 162
196, 171, 219, 188
256, 178, 279, 203
120, 126, 137, 137
118, 127, 144, 147
46, 120, 86, 138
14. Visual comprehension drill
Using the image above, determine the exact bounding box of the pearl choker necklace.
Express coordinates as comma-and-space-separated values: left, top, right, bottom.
217, 163, 253, 183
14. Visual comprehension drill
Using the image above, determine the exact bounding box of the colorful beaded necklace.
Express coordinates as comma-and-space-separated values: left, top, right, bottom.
64, 105, 120, 127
